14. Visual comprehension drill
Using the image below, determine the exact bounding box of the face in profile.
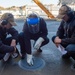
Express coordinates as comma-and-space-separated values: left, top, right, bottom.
62, 14, 69, 22
2, 22, 12, 29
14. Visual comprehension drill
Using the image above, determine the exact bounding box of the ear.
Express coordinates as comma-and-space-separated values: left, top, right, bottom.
1, 20, 8, 26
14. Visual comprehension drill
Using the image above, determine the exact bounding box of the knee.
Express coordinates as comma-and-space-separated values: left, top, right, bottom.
19, 32, 24, 39
66, 44, 75, 53
52, 36, 56, 43
18, 32, 24, 44
45, 37, 49, 44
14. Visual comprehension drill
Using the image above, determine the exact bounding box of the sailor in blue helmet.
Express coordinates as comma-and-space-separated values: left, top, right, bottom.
19, 13, 49, 65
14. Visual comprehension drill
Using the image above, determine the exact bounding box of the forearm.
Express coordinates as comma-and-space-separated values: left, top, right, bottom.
0, 44, 14, 53
61, 38, 75, 44
8, 28, 18, 41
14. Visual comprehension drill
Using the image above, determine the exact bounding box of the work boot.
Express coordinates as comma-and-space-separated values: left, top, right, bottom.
71, 63, 75, 71
37, 48, 42, 52
27, 54, 33, 66
62, 53, 70, 59
21, 54, 26, 59
11, 48, 19, 58
11, 53, 18, 58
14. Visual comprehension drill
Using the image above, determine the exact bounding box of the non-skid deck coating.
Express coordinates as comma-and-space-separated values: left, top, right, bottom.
0, 20, 75, 75
18, 57, 45, 71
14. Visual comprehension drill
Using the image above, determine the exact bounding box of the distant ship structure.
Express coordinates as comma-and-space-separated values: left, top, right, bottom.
0, 0, 75, 19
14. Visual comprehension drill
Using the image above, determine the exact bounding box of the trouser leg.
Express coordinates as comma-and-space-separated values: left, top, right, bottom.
24, 36, 31, 54
19, 32, 26, 55
3, 37, 18, 45
0, 37, 15, 53
33, 36, 49, 51
41, 37, 49, 47
0, 53, 5, 60
66, 44, 75, 60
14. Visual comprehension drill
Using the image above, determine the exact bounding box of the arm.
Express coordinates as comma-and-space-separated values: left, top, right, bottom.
56, 21, 75, 45
61, 29, 75, 45
0, 40, 14, 53
54, 21, 65, 46
7, 27, 18, 47
56, 20, 65, 38
7, 27, 18, 41
0, 28, 16, 53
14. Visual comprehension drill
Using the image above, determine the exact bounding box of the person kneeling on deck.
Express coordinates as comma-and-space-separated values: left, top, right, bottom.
0, 13, 19, 61
52, 4, 75, 60
19, 13, 49, 66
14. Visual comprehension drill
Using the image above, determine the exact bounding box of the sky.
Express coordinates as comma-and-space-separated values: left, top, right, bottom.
0, 0, 59, 7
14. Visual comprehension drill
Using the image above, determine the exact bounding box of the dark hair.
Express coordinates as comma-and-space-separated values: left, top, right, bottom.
62, 4, 75, 17
27, 13, 38, 18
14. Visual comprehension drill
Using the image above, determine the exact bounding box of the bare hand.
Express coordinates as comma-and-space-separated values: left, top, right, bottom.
11, 39, 16, 47
54, 37, 61, 44
11, 39, 16, 52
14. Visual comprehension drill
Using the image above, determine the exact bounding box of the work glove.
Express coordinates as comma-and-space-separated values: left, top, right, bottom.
34, 37, 44, 50
11, 48, 19, 58
57, 44, 67, 55
27, 54, 33, 66
11, 53, 18, 58
3, 53, 10, 61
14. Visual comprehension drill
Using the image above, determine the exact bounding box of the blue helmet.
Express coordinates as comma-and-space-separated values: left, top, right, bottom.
27, 18, 39, 25
26, 13, 40, 34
